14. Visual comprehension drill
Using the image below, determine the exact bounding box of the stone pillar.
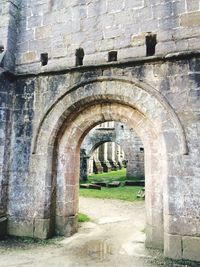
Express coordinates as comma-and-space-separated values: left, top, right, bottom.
100, 143, 111, 172
80, 149, 89, 182
0, 0, 20, 239
126, 145, 145, 179
93, 147, 103, 174
116, 144, 122, 169
108, 142, 118, 170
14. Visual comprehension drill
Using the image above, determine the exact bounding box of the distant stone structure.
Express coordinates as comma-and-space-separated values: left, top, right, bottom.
80, 121, 144, 181
1, 0, 200, 262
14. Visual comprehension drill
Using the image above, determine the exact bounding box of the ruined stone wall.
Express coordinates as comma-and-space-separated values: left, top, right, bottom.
81, 122, 144, 179
16, 0, 200, 74
114, 122, 144, 178
0, 73, 14, 236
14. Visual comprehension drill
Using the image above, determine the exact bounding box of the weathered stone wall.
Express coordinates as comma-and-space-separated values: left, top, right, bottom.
0, 0, 20, 236
16, 0, 200, 74
7, 77, 35, 234
0, 0, 200, 259
0, 73, 14, 237
114, 122, 144, 178
5, 54, 200, 262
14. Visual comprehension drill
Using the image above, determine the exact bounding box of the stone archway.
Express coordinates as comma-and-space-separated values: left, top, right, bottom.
29, 77, 187, 256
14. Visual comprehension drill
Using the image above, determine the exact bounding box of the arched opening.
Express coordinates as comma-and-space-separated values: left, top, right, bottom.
29, 77, 187, 255
80, 121, 144, 182
50, 102, 164, 249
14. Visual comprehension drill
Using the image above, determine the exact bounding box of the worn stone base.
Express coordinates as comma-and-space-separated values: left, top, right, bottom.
101, 161, 112, 172
8, 217, 52, 239
34, 218, 51, 239
109, 160, 119, 171
126, 171, 144, 179
117, 161, 122, 169
93, 160, 103, 174
164, 233, 182, 260
145, 224, 164, 250
0, 217, 7, 239
8, 217, 34, 238
164, 233, 200, 262
56, 214, 78, 237
8, 215, 78, 239
182, 236, 200, 262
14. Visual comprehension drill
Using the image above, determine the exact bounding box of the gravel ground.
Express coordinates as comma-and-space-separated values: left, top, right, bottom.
0, 197, 196, 267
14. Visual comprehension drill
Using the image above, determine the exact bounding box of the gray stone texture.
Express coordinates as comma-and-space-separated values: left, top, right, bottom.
10, 0, 200, 73
0, 57, 199, 261
0, 0, 200, 263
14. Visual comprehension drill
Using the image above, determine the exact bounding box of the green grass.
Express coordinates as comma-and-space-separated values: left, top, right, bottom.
78, 213, 91, 223
80, 186, 143, 202
87, 168, 141, 183
80, 168, 144, 202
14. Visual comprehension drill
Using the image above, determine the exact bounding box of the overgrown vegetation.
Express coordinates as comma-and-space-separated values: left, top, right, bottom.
80, 169, 144, 202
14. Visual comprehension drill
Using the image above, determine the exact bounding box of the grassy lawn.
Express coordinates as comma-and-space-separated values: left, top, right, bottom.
79, 169, 144, 202
80, 186, 143, 202
86, 168, 141, 183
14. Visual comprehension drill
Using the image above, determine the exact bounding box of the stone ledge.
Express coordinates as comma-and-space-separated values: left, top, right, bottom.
16, 50, 200, 78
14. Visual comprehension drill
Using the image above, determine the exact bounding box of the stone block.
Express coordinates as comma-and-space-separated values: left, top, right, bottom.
145, 224, 164, 250
125, 0, 144, 9
107, 0, 124, 13
8, 218, 34, 237
164, 233, 182, 260
124, 180, 145, 186
34, 218, 51, 239
35, 25, 52, 40
118, 46, 146, 59
131, 33, 146, 47
183, 236, 200, 261
22, 51, 37, 64
180, 11, 200, 27
186, 0, 199, 12
108, 181, 121, 188
56, 215, 78, 237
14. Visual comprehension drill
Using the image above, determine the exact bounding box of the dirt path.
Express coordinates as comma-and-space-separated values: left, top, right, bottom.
0, 197, 166, 267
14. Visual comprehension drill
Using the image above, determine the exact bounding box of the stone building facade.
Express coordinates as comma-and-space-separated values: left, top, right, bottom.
0, 0, 200, 262
80, 121, 144, 180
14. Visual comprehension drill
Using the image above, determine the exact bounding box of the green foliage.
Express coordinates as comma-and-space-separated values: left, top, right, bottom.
78, 213, 90, 223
